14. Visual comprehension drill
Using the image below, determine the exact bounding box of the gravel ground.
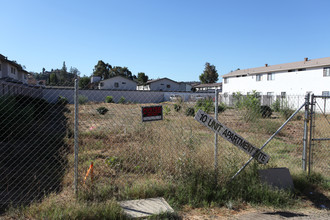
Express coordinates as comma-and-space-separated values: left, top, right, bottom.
180, 206, 329, 220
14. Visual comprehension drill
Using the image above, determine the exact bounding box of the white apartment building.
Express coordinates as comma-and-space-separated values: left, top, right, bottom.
222, 57, 330, 97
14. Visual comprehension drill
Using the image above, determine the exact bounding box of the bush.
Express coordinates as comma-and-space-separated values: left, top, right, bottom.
260, 105, 272, 118
118, 96, 126, 104
235, 91, 261, 122
195, 97, 214, 113
57, 96, 68, 105
185, 107, 195, 117
78, 95, 88, 105
174, 104, 181, 112
163, 105, 171, 115
271, 99, 281, 112
233, 92, 243, 108
105, 96, 114, 103
218, 102, 227, 113
96, 107, 109, 115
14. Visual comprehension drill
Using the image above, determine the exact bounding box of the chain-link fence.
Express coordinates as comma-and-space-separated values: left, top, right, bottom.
0, 84, 73, 210
309, 94, 330, 178
1, 80, 328, 210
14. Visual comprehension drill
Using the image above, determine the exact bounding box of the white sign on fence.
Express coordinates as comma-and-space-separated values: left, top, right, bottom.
194, 109, 270, 164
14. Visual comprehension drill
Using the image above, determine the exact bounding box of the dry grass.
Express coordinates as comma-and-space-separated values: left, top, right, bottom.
5, 101, 328, 218
62, 101, 327, 190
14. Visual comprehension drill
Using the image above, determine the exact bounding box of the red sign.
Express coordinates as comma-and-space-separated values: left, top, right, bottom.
141, 106, 163, 122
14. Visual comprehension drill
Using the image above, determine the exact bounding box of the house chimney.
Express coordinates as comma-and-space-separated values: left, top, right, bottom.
304, 57, 308, 62
265, 64, 268, 67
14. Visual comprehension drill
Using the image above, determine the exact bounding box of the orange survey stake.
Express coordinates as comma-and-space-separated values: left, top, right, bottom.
84, 162, 94, 184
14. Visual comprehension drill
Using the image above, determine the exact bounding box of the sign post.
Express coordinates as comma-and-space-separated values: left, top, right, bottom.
194, 109, 270, 164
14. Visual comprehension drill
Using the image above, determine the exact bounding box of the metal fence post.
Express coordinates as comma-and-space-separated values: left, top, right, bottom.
302, 93, 310, 171
74, 79, 79, 196
308, 93, 315, 176
214, 89, 219, 177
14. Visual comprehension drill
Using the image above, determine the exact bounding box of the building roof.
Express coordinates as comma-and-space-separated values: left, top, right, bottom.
100, 75, 137, 84
194, 82, 222, 88
146, 77, 179, 85
222, 57, 330, 78
0, 54, 29, 74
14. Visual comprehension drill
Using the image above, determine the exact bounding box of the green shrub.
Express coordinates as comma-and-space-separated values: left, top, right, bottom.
235, 91, 262, 122
96, 107, 109, 115
78, 95, 88, 104
174, 104, 181, 112
260, 105, 272, 118
296, 114, 303, 121
163, 105, 171, 115
233, 92, 243, 108
105, 96, 114, 103
218, 102, 227, 113
195, 97, 214, 113
57, 96, 68, 105
105, 156, 122, 170
118, 96, 126, 104
271, 99, 281, 112
185, 107, 195, 116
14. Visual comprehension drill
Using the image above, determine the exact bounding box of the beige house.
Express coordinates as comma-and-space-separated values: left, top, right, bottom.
137, 78, 190, 91
0, 54, 28, 84
98, 75, 137, 90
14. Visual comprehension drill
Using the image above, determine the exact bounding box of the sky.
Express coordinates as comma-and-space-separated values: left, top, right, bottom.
1, 0, 330, 82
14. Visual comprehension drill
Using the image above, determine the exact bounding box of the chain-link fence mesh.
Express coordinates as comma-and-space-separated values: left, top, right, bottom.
0, 83, 74, 210
309, 95, 330, 178
1, 80, 329, 210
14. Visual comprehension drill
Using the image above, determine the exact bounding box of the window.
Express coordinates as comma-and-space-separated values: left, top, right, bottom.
288, 69, 296, 72
256, 92, 262, 97
114, 82, 119, 88
267, 92, 274, 97
322, 91, 330, 97
166, 84, 171, 88
224, 78, 228, 84
11, 67, 16, 74
100, 82, 104, 87
122, 82, 126, 84
298, 68, 306, 71
267, 73, 275, 81
324, 67, 330, 77
281, 92, 286, 98
256, 74, 262, 81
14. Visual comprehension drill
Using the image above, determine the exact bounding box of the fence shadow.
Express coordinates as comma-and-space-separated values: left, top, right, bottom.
0, 95, 70, 213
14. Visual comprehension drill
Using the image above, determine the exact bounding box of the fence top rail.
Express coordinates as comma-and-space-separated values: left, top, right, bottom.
313, 95, 330, 98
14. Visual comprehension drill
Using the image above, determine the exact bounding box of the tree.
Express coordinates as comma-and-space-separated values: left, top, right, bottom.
49, 73, 58, 85
79, 76, 90, 89
199, 62, 219, 84
137, 72, 148, 85
70, 67, 80, 78
60, 61, 68, 84
110, 66, 133, 79
93, 60, 112, 80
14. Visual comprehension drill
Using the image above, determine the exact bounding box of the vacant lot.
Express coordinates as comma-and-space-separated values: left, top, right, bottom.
1, 98, 329, 218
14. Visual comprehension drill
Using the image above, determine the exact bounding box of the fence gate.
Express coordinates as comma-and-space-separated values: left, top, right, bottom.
308, 94, 330, 178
